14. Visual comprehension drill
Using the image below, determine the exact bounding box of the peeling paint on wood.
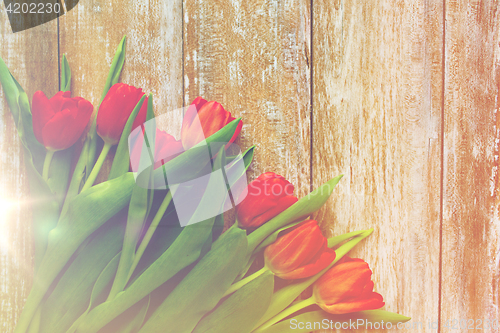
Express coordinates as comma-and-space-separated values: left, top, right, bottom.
442, 0, 500, 330
184, 0, 312, 198
312, 1, 444, 332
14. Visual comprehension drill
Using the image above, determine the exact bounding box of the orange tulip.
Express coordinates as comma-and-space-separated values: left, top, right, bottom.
313, 257, 385, 314
180, 97, 242, 149
264, 220, 336, 279
236, 172, 298, 229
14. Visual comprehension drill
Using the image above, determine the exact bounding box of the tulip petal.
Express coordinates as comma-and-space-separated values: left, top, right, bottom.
97, 83, 145, 144
264, 220, 337, 280
278, 243, 336, 280
314, 261, 372, 302
199, 101, 232, 138
237, 197, 285, 228
131, 96, 148, 131
191, 96, 208, 110
312, 257, 385, 315
154, 138, 184, 169
180, 97, 241, 150
41, 108, 79, 150
49, 91, 71, 114
32, 91, 55, 145
72, 98, 94, 136
266, 220, 323, 272
228, 119, 243, 144
319, 293, 385, 314
241, 195, 298, 228
130, 128, 185, 172
237, 172, 298, 229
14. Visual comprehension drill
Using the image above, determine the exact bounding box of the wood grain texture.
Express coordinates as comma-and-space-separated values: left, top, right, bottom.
183, 0, 312, 198
0, 12, 58, 333
442, 1, 500, 331
312, 1, 443, 332
59, 0, 184, 180
2, 0, 500, 332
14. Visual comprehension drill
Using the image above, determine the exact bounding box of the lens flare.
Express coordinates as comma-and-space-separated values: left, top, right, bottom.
0, 196, 16, 254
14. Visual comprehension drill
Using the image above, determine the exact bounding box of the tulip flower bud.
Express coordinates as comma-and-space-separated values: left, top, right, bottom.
130, 128, 184, 172
236, 172, 298, 229
180, 96, 242, 150
312, 257, 385, 314
97, 83, 148, 145
264, 220, 336, 279
32, 90, 93, 151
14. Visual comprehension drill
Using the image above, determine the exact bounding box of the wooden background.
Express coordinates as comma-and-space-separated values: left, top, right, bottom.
1, 0, 499, 332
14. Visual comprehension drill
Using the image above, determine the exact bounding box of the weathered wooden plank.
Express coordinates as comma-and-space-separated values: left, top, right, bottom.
184, 0, 311, 198
0, 13, 58, 333
59, 0, 184, 181
442, 1, 500, 331
313, 1, 443, 332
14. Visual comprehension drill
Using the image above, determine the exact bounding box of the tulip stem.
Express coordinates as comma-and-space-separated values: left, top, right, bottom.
81, 142, 112, 192
254, 297, 315, 332
42, 150, 55, 181
125, 190, 173, 286
223, 266, 268, 297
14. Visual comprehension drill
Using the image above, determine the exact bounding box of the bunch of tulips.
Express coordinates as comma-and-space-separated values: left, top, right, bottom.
1, 36, 409, 333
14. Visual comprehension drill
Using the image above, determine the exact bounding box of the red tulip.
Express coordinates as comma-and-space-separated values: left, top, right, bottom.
180, 97, 242, 149
312, 257, 385, 314
236, 172, 298, 229
97, 83, 148, 145
130, 128, 184, 171
264, 220, 336, 279
32, 91, 93, 151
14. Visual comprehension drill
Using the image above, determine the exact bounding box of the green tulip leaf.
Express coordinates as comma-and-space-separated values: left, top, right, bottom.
108, 95, 147, 180
100, 295, 150, 333
73, 146, 229, 332
327, 229, 368, 248
125, 205, 180, 285
61, 139, 89, 216
46, 148, 72, 205
30, 194, 59, 271
102, 35, 126, 101
138, 226, 248, 333
0, 58, 45, 171
65, 251, 122, 333
211, 212, 225, 243
226, 145, 254, 167
12, 74, 46, 169
247, 175, 343, 254
60, 54, 71, 92
254, 230, 373, 330
107, 170, 154, 298
86, 36, 127, 180
130, 144, 253, 282
193, 270, 274, 333
0, 56, 21, 121
39, 219, 124, 333
89, 252, 122, 310
14, 172, 136, 333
